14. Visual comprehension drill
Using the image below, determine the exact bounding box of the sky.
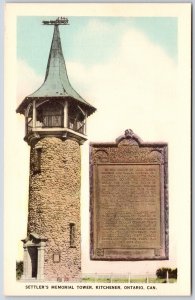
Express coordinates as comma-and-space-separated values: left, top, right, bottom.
17, 16, 177, 75
15, 16, 180, 274
17, 16, 178, 140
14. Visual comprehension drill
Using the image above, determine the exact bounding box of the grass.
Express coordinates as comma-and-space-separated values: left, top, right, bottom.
82, 277, 177, 283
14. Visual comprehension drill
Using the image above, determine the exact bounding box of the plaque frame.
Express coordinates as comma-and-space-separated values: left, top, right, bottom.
90, 129, 168, 261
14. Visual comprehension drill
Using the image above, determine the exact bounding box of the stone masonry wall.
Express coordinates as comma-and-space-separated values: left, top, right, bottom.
27, 137, 81, 281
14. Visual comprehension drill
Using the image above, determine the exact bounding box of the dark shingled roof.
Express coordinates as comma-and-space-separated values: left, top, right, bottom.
17, 25, 96, 115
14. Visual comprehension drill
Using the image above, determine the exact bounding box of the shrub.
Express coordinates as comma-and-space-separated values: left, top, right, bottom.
170, 268, 177, 279
156, 268, 177, 279
16, 261, 23, 280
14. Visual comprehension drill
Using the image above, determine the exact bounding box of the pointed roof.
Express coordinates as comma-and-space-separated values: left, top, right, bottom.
17, 24, 96, 115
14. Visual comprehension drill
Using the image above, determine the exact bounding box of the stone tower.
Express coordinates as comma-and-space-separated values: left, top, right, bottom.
17, 18, 96, 281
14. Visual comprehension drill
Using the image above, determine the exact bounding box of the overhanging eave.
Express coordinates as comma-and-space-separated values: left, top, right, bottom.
16, 95, 96, 116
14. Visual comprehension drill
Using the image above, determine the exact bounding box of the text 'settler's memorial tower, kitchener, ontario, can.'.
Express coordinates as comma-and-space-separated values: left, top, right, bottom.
16, 18, 96, 281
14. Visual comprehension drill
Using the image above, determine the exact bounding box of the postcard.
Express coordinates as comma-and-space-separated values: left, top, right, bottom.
4, 3, 191, 296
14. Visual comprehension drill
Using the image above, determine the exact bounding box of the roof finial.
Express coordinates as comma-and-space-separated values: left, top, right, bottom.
42, 17, 69, 26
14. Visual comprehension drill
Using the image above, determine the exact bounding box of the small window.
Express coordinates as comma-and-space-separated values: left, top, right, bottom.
69, 223, 76, 247
34, 146, 42, 173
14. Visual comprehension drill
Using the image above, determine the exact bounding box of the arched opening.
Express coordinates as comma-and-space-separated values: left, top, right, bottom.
36, 101, 64, 128
25, 100, 87, 136
68, 103, 86, 134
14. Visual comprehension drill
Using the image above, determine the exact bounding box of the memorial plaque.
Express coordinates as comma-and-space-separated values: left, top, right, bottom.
90, 129, 168, 260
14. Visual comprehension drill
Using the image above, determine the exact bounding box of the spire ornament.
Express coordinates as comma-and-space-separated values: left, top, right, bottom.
42, 17, 69, 26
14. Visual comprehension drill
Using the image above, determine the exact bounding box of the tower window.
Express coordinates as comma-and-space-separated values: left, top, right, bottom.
69, 223, 76, 247
34, 146, 42, 173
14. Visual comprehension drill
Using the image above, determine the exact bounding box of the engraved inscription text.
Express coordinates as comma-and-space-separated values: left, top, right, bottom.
95, 164, 161, 249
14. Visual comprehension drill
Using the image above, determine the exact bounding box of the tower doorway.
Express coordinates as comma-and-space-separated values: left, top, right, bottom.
22, 233, 47, 280
28, 247, 38, 278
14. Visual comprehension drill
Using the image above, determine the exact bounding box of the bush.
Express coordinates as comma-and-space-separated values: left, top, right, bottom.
170, 268, 177, 279
16, 261, 23, 280
156, 268, 177, 279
